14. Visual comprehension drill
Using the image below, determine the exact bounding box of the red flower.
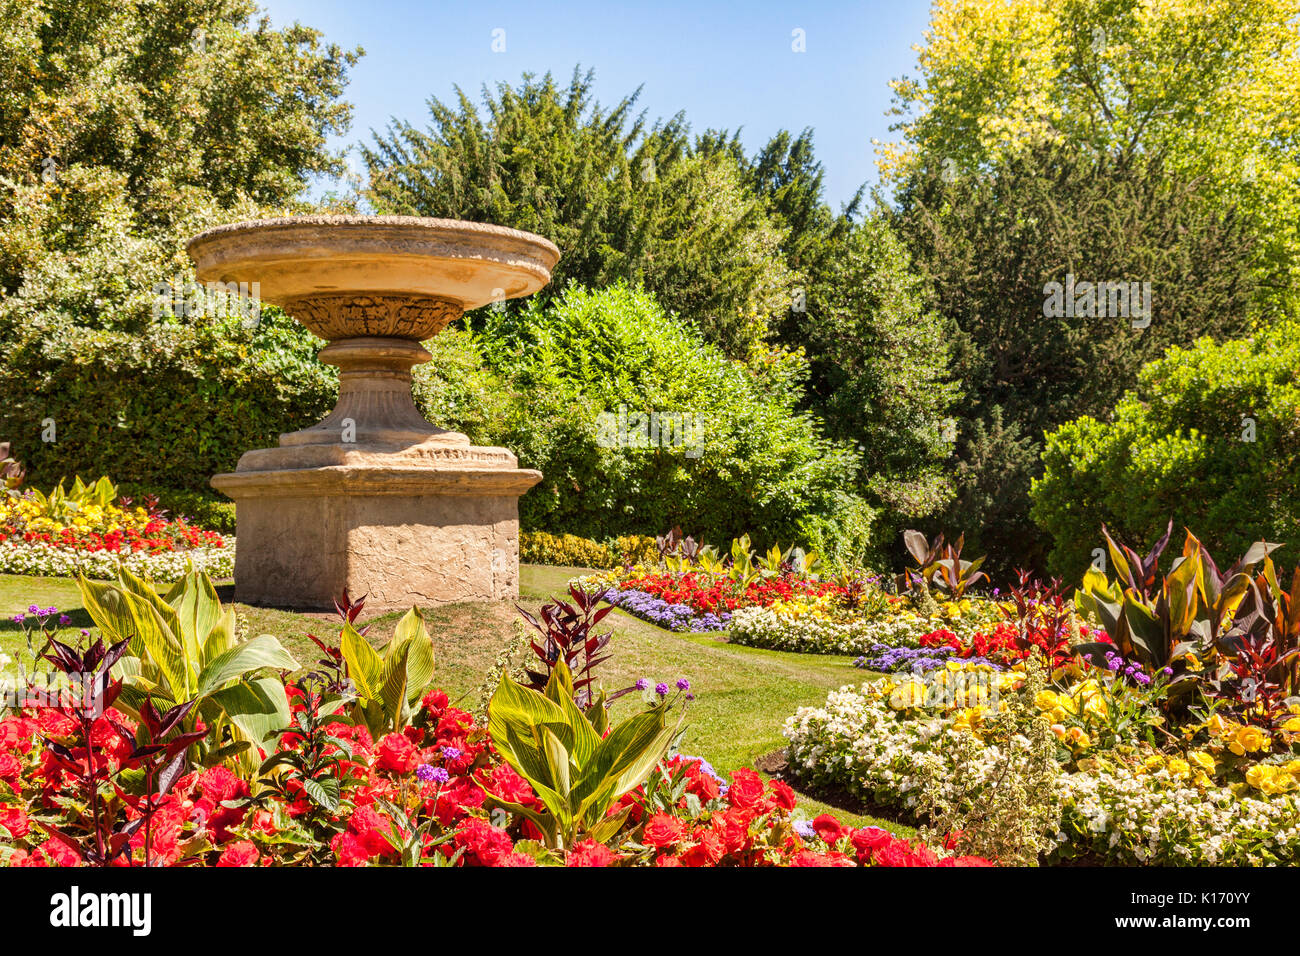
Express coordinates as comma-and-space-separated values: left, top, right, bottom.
374, 733, 418, 773
850, 826, 894, 860
0, 806, 29, 839
331, 831, 371, 867
872, 841, 912, 867
482, 764, 536, 807
31, 838, 80, 867
642, 813, 685, 849
713, 807, 754, 854
679, 829, 725, 867
727, 768, 765, 808
0, 753, 21, 783
654, 853, 682, 867
197, 766, 246, 804
496, 851, 538, 867
566, 840, 616, 867
0, 717, 37, 753
768, 779, 797, 810
811, 813, 847, 844
454, 818, 514, 867
347, 805, 396, 857
790, 849, 838, 866
216, 841, 260, 867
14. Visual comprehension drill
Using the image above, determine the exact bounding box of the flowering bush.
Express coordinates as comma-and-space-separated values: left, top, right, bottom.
0, 477, 229, 581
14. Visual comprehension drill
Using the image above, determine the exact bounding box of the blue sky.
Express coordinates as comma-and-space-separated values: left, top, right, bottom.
258, 0, 935, 209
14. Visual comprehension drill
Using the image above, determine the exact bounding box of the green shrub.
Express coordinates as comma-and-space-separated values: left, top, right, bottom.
1030, 320, 1300, 579
460, 284, 867, 552
0, 309, 335, 493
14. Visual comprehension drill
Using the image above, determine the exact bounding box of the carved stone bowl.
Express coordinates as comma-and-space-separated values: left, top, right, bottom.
186, 215, 561, 341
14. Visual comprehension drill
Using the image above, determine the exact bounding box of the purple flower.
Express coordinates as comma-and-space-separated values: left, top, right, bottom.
676, 678, 690, 691
655, 682, 669, 697
416, 764, 449, 784
11, 614, 23, 624
27, 605, 39, 614
635, 678, 650, 691
441, 746, 462, 761
58, 615, 71, 626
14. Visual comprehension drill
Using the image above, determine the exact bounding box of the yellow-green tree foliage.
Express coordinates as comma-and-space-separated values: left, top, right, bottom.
882, 0, 1300, 304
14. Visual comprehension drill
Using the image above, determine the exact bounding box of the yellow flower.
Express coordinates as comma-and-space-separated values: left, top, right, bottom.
1188, 751, 1216, 774
950, 706, 987, 733
1245, 765, 1296, 795
1034, 690, 1059, 711
1207, 713, 1233, 738
1167, 758, 1191, 779
1228, 724, 1269, 757
1065, 727, 1091, 749
889, 680, 927, 710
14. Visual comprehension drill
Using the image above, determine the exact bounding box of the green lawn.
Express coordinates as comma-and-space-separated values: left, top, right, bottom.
0, 564, 908, 835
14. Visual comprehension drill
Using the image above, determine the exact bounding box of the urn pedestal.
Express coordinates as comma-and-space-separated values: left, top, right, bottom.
187, 216, 558, 612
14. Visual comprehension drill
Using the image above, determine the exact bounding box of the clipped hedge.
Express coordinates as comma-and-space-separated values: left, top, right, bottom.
519, 530, 657, 570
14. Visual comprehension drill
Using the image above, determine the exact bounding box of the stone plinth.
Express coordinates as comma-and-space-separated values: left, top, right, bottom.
189, 216, 558, 612
211, 440, 541, 612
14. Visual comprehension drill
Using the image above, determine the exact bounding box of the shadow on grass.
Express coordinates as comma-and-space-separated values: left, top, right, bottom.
0, 607, 95, 634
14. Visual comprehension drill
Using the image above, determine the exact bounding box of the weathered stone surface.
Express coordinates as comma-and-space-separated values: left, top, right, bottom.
220, 485, 526, 612
190, 216, 557, 611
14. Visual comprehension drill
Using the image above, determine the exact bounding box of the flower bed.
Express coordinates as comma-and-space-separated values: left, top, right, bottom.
728, 595, 1004, 656
0, 694, 983, 867
575, 563, 852, 633
784, 668, 1300, 865
0, 477, 230, 581
0, 571, 987, 868
601, 588, 732, 632
0, 538, 233, 581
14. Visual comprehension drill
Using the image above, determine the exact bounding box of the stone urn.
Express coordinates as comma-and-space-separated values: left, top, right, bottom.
186, 215, 558, 612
